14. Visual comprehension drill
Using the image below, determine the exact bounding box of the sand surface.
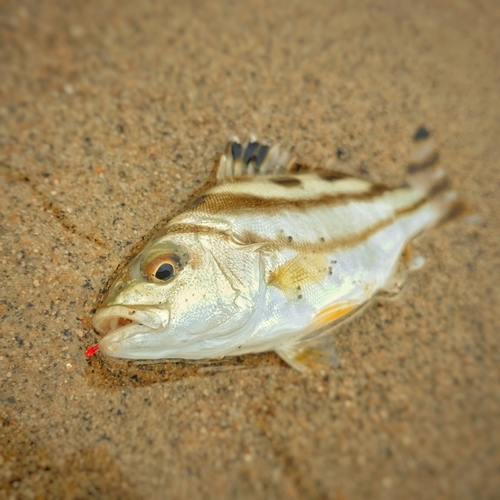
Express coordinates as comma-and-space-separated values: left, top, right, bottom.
1, 0, 499, 498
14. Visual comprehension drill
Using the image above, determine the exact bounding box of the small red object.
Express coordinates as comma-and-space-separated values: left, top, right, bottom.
86, 344, 99, 357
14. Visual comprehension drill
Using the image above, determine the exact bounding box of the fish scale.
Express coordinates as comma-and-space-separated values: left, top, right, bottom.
90, 132, 464, 371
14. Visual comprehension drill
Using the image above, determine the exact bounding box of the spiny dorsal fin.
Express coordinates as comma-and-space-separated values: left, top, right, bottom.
216, 137, 297, 182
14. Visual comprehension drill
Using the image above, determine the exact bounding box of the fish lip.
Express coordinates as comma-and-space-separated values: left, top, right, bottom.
92, 305, 164, 335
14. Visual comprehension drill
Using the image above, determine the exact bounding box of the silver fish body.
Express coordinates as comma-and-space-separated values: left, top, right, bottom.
92, 134, 462, 371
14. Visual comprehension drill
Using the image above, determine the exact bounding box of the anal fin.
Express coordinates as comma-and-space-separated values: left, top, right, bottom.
267, 253, 328, 297
275, 301, 358, 372
276, 336, 339, 373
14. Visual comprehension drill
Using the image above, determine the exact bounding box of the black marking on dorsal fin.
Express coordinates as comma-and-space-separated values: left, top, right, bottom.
242, 141, 259, 164
231, 142, 242, 159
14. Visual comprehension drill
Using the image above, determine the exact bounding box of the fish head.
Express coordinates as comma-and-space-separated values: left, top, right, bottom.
92, 231, 264, 360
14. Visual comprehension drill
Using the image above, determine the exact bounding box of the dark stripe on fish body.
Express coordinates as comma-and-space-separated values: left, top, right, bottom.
270, 177, 302, 187
317, 170, 350, 181
189, 183, 390, 214
270, 196, 429, 252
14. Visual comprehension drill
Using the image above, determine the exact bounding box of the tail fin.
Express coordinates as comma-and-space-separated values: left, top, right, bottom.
406, 127, 469, 227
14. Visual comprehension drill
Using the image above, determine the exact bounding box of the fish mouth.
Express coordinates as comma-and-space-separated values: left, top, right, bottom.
92, 305, 169, 357
92, 305, 164, 335
96, 316, 134, 334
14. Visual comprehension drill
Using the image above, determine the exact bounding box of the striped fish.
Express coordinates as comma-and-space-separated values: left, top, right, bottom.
90, 130, 464, 371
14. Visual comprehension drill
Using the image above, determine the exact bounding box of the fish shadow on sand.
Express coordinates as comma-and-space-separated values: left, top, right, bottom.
83, 350, 287, 389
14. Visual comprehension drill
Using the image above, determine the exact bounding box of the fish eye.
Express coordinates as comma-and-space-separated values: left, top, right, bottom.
144, 255, 179, 284
155, 263, 174, 280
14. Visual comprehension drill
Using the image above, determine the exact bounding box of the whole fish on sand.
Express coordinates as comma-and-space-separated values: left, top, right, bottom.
90, 129, 464, 371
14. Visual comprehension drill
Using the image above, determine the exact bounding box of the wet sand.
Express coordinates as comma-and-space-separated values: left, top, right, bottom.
1, 0, 499, 498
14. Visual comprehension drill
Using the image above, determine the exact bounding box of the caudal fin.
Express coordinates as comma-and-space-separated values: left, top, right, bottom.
406, 127, 469, 227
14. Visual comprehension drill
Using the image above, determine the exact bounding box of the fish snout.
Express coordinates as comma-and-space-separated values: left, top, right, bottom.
92, 305, 170, 358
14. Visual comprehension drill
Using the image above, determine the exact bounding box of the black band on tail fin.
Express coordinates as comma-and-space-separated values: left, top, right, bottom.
406, 128, 444, 193
407, 127, 471, 227
437, 199, 470, 226
413, 126, 430, 141
408, 128, 440, 173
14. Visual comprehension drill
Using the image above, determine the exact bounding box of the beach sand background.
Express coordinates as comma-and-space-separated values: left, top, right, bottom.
1, 0, 499, 498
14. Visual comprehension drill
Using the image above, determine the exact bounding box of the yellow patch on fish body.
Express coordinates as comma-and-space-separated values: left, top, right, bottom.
92, 132, 463, 372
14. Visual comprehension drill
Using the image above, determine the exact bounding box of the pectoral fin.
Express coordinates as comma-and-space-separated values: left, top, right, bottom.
267, 253, 328, 297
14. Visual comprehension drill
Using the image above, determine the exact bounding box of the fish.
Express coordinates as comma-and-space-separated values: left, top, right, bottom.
90, 128, 465, 372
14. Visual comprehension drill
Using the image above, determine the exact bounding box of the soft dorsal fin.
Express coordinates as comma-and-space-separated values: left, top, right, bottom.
216, 137, 297, 182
